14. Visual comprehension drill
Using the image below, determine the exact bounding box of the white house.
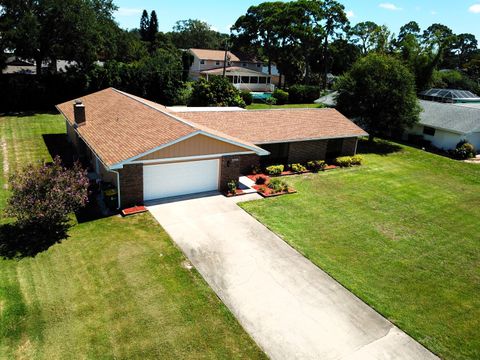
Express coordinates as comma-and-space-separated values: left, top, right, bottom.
188, 48, 276, 92
407, 100, 480, 151
201, 66, 274, 92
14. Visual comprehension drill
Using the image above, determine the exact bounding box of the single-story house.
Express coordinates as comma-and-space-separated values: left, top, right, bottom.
56, 88, 367, 207
407, 100, 480, 150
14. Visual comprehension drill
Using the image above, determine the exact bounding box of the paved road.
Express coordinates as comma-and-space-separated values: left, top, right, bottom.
148, 193, 438, 360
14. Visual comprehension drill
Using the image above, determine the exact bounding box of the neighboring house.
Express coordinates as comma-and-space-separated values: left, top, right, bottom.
56, 88, 367, 208
2, 55, 102, 74
188, 48, 277, 92
407, 100, 480, 150
201, 66, 274, 92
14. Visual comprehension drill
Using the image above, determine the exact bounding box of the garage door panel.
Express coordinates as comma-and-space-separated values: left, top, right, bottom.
143, 159, 219, 201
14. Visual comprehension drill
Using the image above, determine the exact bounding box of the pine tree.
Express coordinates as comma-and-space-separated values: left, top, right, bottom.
140, 10, 149, 41
148, 10, 159, 43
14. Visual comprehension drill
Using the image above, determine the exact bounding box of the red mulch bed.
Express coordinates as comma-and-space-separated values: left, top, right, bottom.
121, 205, 147, 216
252, 185, 297, 198
225, 188, 245, 197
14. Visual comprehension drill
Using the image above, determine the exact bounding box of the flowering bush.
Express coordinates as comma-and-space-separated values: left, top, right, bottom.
290, 163, 307, 173
5, 156, 89, 229
265, 165, 284, 176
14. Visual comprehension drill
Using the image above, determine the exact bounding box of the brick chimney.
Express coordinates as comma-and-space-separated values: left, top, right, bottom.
73, 99, 86, 126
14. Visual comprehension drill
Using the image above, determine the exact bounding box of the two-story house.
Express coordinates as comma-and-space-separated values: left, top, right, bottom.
188, 48, 275, 93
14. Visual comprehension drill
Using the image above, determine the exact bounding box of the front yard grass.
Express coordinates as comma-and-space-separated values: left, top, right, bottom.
240, 140, 480, 360
0, 114, 266, 359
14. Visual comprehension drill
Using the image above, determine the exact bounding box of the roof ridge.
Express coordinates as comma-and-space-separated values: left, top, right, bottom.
111, 88, 200, 131
109, 88, 265, 150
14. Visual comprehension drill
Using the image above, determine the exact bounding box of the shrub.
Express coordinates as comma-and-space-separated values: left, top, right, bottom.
255, 175, 267, 185
241, 91, 253, 105
335, 156, 353, 167
227, 180, 237, 194
189, 77, 246, 108
452, 140, 476, 159
265, 165, 284, 176
265, 96, 277, 105
5, 156, 89, 228
350, 155, 364, 165
307, 160, 326, 172
267, 178, 289, 193
272, 89, 289, 105
290, 163, 307, 173
288, 85, 319, 104
174, 82, 193, 105
251, 164, 262, 175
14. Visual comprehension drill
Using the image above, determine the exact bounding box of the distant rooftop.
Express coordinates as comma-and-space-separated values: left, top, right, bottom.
419, 100, 480, 134
419, 88, 480, 103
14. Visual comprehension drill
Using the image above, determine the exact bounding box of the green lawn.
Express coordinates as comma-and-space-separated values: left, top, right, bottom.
240, 141, 480, 360
0, 114, 265, 359
246, 103, 323, 110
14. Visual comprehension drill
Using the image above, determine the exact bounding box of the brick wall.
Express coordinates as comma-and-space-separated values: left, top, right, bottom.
341, 137, 358, 156
239, 154, 260, 174
119, 164, 143, 208
288, 140, 328, 163
219, 155, 241, 192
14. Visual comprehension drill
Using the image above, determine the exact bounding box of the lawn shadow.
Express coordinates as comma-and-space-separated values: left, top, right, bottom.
0, 222, 69, 259
356, 138, 402, 156
42, 134, 75, 168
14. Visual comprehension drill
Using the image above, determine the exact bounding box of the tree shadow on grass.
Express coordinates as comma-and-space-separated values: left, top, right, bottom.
0, 222, 69, 259
356, 138, 403, 156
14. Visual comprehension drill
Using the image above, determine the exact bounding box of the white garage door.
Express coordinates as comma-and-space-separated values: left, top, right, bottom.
143, 159, 219, 201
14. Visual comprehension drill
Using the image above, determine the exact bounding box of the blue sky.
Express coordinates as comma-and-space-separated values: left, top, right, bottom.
113, 0, 480, 40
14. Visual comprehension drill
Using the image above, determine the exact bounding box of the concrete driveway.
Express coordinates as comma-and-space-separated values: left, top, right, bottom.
148, 194, 438, 360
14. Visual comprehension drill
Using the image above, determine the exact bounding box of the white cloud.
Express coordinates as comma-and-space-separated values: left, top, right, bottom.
115, 8, 143, 17
379, 3, 402, 11
346, 10, 355, 19
468, 4, 480, 13
430, 10, 438, 15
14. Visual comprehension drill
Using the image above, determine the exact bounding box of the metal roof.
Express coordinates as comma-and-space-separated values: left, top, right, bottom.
419, 100, 480, 134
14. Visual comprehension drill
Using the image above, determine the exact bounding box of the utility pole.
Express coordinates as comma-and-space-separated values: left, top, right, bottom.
222, 39, 229, 78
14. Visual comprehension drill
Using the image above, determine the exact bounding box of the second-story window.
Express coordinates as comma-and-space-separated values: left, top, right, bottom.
200, 60, 205, 64
216, 61, 220, 66
242, 63, 247, 67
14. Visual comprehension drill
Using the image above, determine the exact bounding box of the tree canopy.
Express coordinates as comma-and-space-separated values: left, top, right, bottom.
0, 0, 118, 72
336, 53, 421, 140
170, 19, 229, 49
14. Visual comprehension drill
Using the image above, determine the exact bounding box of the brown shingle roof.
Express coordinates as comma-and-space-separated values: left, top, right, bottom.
56, 88, 265, 167
190, 48, 240, 62
177, 109, 368, 144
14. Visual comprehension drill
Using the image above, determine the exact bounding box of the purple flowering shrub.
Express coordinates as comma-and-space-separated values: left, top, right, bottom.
5, 156, 89, 229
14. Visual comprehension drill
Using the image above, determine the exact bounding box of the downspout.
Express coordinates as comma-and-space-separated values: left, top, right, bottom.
110, 169, 122, 209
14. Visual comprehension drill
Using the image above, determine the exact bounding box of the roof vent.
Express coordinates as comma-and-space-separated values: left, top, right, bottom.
73, 99, 86, 126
